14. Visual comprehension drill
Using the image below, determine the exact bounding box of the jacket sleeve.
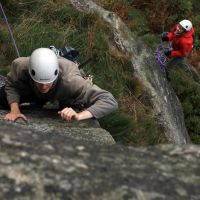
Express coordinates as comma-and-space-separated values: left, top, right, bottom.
5, 58, 29, 104
69, 77, 118, 119
85, 85, 118, 119
171, 40, 192, 57
167, 32, 176, 41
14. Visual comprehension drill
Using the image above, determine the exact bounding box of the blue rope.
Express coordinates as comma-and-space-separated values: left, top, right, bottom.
0, 2, 20, 57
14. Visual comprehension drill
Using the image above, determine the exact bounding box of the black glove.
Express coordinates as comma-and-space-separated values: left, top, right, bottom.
164, 50, 171, 57
161, 32, 169, 41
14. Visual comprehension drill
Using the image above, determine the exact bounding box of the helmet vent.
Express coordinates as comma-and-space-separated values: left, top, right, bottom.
55, 69, 58, 76
31, 69, 35, 76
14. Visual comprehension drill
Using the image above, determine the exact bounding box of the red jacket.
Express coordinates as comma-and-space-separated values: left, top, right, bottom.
167, 25, 194, 57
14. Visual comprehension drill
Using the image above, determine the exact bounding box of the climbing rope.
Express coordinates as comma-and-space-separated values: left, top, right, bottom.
154, 42, 171, 73
0, 3, 20, 57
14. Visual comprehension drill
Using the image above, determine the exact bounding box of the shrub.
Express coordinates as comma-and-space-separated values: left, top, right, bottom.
168, 63, 200, 143
130, 0, 193, 33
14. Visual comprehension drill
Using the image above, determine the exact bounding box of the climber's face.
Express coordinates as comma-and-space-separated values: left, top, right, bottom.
175, 24, 184, 35
34, 82, 54, 93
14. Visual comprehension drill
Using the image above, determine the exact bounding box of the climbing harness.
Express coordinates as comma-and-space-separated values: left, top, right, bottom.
0, 3, 20, 57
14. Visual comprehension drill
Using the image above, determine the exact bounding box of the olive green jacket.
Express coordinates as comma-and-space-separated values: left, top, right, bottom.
5, 57, 118, 119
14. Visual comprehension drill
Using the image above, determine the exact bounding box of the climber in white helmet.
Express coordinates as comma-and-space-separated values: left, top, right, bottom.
161, 19, 194, 58
1, 48, 118, 122
29, 48, 59, 84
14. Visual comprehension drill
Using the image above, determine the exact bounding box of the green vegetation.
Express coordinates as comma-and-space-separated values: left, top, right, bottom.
168, 64, 200, 142
1, 0, 200, 145
100, 113, 166, 146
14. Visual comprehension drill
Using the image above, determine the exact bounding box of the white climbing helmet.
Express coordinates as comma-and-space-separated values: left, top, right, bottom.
179, 19, 192, 32
29, 48, 59, 84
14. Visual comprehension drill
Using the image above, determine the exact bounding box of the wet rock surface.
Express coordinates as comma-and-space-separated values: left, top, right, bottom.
0, 120, 200, 200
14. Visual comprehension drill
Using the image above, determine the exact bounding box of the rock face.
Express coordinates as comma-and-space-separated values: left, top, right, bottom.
69, 0, 191, 144
0, 120, 200, 200
0, 108, 115, 145
0, 2, 199, 199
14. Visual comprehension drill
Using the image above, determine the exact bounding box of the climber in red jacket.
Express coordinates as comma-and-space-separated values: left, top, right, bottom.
161, 19, 194, 58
